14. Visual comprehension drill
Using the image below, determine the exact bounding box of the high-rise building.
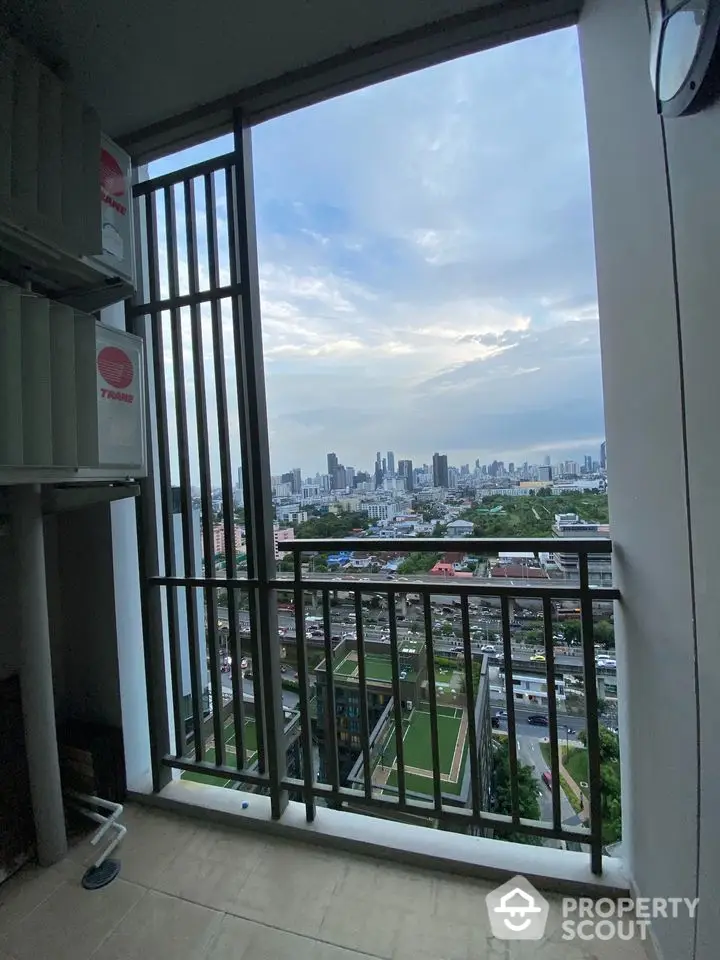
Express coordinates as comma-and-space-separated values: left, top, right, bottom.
397, 459, 413, 491
432, 452, 449, 488
538, 465, 552, 482
374, 453, 383, 490
333, 465, 347, 490
386, 451, 395, 476
508, 462, 515, 474
544, 455, 551, 466
600, 440, 607, 469
583, 455, 593, 474
327, 452, 338, 485
475, 458, 480, 469
345, 466, 355, 489
292, 467, 302, 494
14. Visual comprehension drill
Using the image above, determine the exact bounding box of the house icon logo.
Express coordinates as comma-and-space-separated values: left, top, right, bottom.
485, 874, 550, 940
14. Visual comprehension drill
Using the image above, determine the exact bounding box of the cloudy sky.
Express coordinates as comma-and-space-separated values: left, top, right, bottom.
152, 25, 604, 480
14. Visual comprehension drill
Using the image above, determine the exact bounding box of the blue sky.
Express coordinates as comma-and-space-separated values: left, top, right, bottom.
152, 25, 604, 479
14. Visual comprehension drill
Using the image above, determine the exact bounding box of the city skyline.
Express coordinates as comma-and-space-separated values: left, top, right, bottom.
150, 27, 603, 486
273, 442, 606, 482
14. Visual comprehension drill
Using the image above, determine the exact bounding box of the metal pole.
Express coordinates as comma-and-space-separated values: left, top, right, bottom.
11, 484, 67, 865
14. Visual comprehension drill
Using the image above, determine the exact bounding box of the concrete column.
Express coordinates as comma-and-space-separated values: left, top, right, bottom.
11, 484, 67, 866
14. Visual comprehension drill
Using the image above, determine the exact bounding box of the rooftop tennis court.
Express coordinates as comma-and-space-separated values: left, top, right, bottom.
377, 705, 468, 798
333, 651, 417, 683
181, 714, 258, 787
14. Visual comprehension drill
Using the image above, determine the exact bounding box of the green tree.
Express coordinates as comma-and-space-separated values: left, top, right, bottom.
397, 552, 442, 574
492, 740, 542, 844
432, 522, 446, 537
594, 619, 615, 648
577, 727, 621, 843
295, 510, 370, 539
441, 622, 454, 636
562, 620, 582, 645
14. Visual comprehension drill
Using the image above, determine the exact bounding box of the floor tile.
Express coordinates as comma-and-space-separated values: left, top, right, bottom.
0, 858, 75, 933
105, 807, 199, 889
336, 857, 436, 915
434, 875, 496, 931
393, 914, 474, 960
207, 915, 372, 960
96, 889, 223, 960
228, 867, 334, 937
1, 878, 143, 960
319, 894, 403, 958
153, 851, 256, 913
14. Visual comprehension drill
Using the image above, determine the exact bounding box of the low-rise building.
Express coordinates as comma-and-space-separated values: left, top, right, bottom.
445, 518, 474, 536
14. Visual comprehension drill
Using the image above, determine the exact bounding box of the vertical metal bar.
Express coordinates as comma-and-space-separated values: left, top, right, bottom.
580, 553, 603, 875
293, 554, 315, 821
387, 591, 405, 804
354, 590, 372, 802
543, 595, 562, 831
145, 191, 184, 758
232, 117, 287, 814
126, 189, 172, 789
184, 177, 224, 766
321, 590, 340, 794
461, 595, 481, 819
422, 594, 443, 813
164, 184, 204, 762
501, 596, 521, 824
203, 168, 246, 763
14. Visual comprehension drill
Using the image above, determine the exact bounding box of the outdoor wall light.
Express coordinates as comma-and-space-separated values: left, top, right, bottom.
650, 0, 720, 116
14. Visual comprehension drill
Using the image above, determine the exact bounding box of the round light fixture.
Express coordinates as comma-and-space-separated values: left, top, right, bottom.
650, 0, 720, 116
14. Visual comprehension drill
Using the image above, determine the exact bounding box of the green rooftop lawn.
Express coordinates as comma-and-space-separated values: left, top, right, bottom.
181, 716, 258, 787
333, 653, 417, 684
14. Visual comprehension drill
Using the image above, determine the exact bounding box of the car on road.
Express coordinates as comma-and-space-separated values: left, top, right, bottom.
542, 770, 552, 788
527, 714, 549, 726
530, 654, 546, 662
495, 710, 507, 719
596, 657, 616, 668
480, 644, 497, 654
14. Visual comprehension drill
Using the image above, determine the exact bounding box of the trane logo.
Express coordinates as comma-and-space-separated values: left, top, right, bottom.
101, 388, 134, 404
98, 345, 134, 390
100, 148, 127, 215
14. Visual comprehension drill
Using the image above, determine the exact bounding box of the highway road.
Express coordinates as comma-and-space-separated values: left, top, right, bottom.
214, 606, 594, 667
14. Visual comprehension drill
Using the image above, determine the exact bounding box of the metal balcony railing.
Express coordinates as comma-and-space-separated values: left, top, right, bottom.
127, 128, 619, 879
275, 537, 618, 875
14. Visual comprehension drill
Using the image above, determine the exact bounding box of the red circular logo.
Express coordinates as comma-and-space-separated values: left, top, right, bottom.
100, 149, 124, 198
97, 346, 133, 389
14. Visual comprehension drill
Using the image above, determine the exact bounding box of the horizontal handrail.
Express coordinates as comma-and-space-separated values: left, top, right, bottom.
278, 536, 613, 554
271, 577, 620, 600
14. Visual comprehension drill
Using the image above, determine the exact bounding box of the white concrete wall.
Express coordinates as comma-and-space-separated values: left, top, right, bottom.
579, 1, 720, 957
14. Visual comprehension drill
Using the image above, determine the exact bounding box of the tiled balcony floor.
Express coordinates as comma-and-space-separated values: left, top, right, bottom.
0, 803, 649, 960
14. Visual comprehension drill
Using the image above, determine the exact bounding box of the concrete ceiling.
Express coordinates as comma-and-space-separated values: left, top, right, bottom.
0, 0, 580, 159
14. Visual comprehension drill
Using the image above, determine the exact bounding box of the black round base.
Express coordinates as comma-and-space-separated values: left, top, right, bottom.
82, 859, 121, 890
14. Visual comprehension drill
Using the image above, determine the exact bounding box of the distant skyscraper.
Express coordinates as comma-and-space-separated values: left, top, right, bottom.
475, 458, 480, 469
387, 451, 395, 476
544, 455, 551, 466
508, 462, 515, 474
375, 452, 383, 490
292, 467, 302, 494
398, 459, 413, 491
538, 465, 552, 482
600, 440, 607, 469
327, 452, 338, 481
583, 455, 593, 473
432, 452, 449, 488
333, 465, 347, 489
346, 466, 355, 489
